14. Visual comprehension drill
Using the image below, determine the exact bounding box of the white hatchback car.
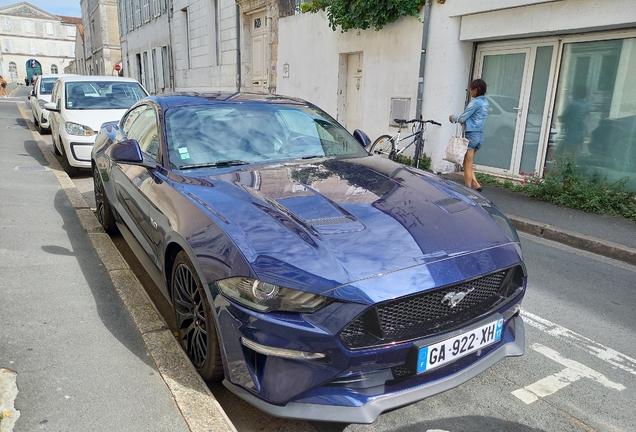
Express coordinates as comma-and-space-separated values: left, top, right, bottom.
29, 74, 67, 134
45, 75, 148, 176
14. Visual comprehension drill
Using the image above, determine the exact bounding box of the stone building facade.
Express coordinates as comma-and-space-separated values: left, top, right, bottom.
0, 2, 78, 83
80, 0, 122, 75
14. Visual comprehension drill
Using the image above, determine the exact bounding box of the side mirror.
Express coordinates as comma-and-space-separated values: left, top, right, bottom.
43, 102, 59, 112
105, 139, 157, 168
353, 129, 371, 148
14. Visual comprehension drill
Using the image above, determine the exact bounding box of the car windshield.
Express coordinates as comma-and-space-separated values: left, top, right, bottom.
164, 102, 369, 169
39, 78, 57, 95
65, 81, 147, 110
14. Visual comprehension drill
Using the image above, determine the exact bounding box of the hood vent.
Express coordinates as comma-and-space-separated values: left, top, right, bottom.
307, 216, 355, 227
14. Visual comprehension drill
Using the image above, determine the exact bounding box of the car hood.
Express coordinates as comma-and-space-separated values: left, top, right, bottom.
175, 157, 519, 300
63, 108, 128, 132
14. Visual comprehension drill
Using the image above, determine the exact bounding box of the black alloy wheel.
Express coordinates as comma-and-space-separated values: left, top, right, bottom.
92, 166, 117, 234
172, 251, 223, 382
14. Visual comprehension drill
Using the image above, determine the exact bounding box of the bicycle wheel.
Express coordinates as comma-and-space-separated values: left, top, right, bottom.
369, 135, 395, 159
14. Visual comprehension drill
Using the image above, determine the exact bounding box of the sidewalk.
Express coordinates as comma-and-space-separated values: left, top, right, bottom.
0, 89, 235, 432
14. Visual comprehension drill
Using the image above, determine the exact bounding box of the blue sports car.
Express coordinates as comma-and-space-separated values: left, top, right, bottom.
91, 93, 526, 423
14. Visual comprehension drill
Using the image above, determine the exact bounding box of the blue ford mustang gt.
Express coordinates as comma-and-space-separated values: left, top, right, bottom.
91, 93, 526, 423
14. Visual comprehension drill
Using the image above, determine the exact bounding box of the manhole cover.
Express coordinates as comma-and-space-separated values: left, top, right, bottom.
16, 165, 47, 171
6, 125, 28, 129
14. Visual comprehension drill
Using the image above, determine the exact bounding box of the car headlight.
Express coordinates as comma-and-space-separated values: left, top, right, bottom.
217, 277, 329, 313
65, 122, 95, 136
38, 99, 48, 108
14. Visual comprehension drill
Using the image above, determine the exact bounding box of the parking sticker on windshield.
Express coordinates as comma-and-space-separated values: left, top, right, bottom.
178, 147, 190, 159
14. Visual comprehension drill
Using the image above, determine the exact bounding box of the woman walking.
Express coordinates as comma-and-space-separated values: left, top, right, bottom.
0, 76, 8, 97
449, 79, 489, 192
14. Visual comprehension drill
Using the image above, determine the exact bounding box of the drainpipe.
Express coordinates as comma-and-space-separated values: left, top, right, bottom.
236, 4, 242, 91
415, 0, 432, 120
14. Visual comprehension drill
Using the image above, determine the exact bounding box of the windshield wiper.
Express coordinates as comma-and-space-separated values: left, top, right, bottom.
178, 160, 250, 169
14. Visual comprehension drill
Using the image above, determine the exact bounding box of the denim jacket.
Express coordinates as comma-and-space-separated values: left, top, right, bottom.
452, 95, 489, 132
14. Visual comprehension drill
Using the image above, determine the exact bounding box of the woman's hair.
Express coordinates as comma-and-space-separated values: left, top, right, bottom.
470, 79, 487, 97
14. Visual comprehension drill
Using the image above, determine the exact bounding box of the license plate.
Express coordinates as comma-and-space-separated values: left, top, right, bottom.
416, 318, 504, 373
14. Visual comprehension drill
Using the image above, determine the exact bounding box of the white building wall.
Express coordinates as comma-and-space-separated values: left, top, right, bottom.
171, 0, 238, 91
277, 10, 422, 141
120, 14, 170, 90
278, 0, 636, 174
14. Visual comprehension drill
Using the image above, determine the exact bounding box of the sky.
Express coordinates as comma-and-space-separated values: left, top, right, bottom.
0, 0, 81, 17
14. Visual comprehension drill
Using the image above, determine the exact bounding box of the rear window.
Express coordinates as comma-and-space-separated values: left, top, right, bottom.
39, 78, 58, 95
65, 81, 147, 110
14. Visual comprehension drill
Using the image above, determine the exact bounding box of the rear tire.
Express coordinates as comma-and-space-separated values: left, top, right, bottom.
172, 251, 224, 382
369, 135, 395, 159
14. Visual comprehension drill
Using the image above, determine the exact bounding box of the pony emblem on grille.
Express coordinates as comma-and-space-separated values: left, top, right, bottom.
442, 287, 475, 308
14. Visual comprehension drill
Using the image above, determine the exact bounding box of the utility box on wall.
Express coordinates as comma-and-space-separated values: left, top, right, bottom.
390, 98, 411, 127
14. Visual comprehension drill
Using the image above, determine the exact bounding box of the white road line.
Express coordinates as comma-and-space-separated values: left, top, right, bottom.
512, 343, 626, 404
521, 309, 636, 377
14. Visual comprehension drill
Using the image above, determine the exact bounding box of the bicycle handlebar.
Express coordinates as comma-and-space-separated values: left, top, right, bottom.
394, 118, 442, 126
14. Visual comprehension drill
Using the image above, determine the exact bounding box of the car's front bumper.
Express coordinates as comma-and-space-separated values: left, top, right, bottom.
61, 133, 95, 168
223, 314, 524, 423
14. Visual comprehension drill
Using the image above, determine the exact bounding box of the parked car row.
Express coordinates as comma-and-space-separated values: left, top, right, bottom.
30, 83, 528, 424
29, 73, 148, 176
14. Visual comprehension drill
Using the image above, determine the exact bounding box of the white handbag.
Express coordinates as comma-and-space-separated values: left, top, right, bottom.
444, 124, 469, 165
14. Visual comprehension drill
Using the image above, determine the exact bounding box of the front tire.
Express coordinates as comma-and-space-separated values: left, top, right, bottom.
172, 251, 224, 382
369, 135, 395, 159
93, 166, 117, 234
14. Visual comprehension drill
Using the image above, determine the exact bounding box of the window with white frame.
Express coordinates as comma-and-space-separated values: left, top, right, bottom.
51, 64, 58, 73
120, 0, 127, 35
134, 0, 141, 27
9, 62, 16, 73
127, 0, 134, 31
28, 42, 36, 55
152, 0, 160, 18
67, 25, 76, 37
154, 47, 164, 89
46, 22, 54, 35
162, 45, 170, 89
24, 20, 34, 33
181, 8, 192, 68
142, 0, 150, 23
4, 39, 14, 53
2, 17, 11, 31
48, 43, 57, 56
211, 0, 220, 65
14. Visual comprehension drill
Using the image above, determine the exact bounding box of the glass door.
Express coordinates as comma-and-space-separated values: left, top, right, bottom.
473, 42, 558, 177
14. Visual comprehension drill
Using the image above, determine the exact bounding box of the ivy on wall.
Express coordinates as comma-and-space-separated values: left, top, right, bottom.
300, 0, 423, 32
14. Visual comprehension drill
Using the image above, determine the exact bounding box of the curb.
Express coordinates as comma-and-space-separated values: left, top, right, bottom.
509, 215, 636, 266
16, 102, 237, 432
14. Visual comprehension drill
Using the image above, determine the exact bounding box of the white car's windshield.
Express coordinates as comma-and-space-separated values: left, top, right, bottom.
65, 81, 146, 110
164, 103, 368, 169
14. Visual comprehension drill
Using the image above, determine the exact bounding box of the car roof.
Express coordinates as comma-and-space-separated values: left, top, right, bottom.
144, 92, 312, 110
55, 75, 142, 84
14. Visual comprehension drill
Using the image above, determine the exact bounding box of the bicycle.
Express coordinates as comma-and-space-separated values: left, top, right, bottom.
368, 118, 441, 168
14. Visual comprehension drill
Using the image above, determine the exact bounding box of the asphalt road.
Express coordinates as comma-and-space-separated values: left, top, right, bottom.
42, 134, 636, 432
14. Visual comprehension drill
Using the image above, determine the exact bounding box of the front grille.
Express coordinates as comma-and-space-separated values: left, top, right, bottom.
339, 266, 524, 350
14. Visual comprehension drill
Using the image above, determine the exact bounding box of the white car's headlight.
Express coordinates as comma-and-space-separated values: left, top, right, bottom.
65, 122, 95, 136
217, 277, 329, 313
